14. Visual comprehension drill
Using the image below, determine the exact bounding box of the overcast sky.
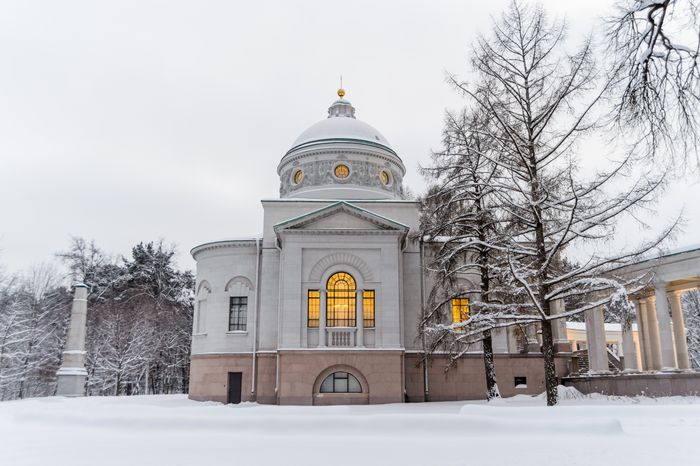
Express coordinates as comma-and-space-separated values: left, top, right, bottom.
1, 0, 698, 274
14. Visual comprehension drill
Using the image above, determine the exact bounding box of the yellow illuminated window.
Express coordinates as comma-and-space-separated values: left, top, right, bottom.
334, 164, 350, 179
451, 298, 470, 330
327, 272, 356, 327
293, 169, 304, 184
363, 290, 375, 328
379, 170, 390, 185
308, 290, 319, 328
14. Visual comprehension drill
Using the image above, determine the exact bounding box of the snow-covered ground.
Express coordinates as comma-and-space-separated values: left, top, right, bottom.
1, 389, 699, 466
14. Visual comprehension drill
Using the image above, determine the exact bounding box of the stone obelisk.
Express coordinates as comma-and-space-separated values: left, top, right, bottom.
56, 283, 89, 396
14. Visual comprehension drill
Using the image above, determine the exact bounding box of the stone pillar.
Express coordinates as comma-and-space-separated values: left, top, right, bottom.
525, 324, 540, 353
585, 306, 609, 373
653, 283, 678, 371
645, 297, 663, 370
492, 328, 509, 353
621, 317, 639, 372
356, 289, 364, 347
319, 289, 327, 347
635, 299, 650, 370
506, 326, 519, 353
56, 284, 89, 396
669, 290, 690, 370
551, 299, 572, 352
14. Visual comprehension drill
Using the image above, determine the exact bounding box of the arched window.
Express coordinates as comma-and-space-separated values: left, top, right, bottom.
320, 372, 362, 393
327, 272, 356, 327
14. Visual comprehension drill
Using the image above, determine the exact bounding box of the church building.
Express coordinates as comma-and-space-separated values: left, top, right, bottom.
188, 89, 571, 405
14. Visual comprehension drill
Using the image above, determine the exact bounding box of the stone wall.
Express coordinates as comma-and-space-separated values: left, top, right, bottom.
563, 372, 700, 397
405, 353, 571, 401
189, 353, 255, 403
190, 351, 576, 405
278, 350, 404, 405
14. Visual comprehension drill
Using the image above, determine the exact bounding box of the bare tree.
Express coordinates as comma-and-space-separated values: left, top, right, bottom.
450, 1, 672, 405
607, 0, 700, 167
683, 289, 700, 368
421, 108, 507, 400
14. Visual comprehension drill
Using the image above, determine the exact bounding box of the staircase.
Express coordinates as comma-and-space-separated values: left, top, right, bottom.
571, 349, 621, 374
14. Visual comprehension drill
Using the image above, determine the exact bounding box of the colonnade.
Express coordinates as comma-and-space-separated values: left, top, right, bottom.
584, 281, 694, 373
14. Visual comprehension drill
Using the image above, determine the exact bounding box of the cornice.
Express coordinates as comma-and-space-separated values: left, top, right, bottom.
190, 239, 260, 259
278, 146, 406, 175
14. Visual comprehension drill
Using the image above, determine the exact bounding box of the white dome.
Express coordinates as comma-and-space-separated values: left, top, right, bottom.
288, 98, 393, 153
278, 92, 406, 200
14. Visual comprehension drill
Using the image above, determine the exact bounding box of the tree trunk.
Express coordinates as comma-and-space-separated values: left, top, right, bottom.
541, 320, 558, 406
482, 330, 499, 400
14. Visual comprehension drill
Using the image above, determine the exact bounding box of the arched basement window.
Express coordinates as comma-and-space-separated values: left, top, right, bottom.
320, 372, 362, 393
327, 272, 356, 327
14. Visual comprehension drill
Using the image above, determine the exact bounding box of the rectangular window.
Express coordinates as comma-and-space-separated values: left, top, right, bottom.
229, 296, 248, 331
363, 290, 375, 328
451, 298, 470, 331
307, 290, 320, 328
514, 376, 527, 388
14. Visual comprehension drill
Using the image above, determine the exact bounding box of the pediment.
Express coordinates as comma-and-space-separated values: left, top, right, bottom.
293, 210, 381, 230
273, 201, 409, 233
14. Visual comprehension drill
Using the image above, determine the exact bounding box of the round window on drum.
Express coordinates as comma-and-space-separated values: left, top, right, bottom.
334, 164, 350, 179
379, 170, 390, 186
293, 169, 303, 184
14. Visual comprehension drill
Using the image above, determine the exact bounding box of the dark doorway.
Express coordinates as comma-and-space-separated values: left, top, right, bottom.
227, 372, 242, 404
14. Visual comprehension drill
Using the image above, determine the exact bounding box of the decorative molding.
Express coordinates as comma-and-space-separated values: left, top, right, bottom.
191, 239, 260, 259
273, 201, 410, 233
225, 275, 255, 292
308, 252, 375, 283
279, 158, 404, 198
197, 280, 212, 295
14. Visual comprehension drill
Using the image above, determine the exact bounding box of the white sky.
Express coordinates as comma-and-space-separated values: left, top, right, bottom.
1, 0, 697, 274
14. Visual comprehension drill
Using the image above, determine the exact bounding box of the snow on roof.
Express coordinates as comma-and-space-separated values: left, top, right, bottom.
290, 116, 392, 151
566, 322, 638, 332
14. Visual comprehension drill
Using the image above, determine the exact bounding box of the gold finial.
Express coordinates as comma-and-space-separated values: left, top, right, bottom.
337, 75, 345, 98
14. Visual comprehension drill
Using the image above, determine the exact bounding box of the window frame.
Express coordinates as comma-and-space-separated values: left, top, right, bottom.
319, 371, 362, 393
228, 296, 248, 332
326, 272, 356, 327
451, 297, 470, 331
307, 289, 320, 328
362, 290, 375, 328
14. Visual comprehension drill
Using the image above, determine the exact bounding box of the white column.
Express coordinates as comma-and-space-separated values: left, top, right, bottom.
585, 306, 609, 373
506, 326, 519, 353
654, 283, 678, 371
525, 324, 540, 353
56, 284, 89, 396
551, 299, 572, 352
635, 299, 650, 370
621, 317, 639, 372
669, 290, 690, 370
319, 289, 327, 347
492, 328, 509, 353
356, 289, 364, 347
645, 297, 663, 370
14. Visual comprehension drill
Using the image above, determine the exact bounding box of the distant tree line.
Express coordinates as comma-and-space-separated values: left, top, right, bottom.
0, 238, 193, 400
